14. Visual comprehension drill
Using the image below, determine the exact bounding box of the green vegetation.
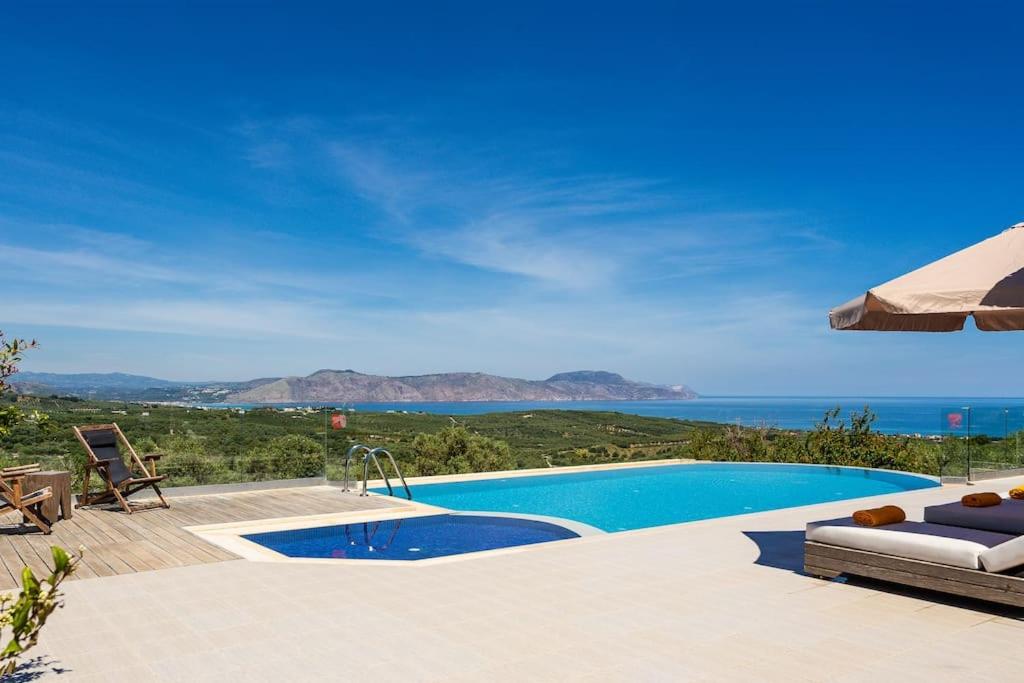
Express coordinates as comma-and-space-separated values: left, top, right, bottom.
0, 397, 712, 486
407, 426, 515, 476
1, 395, 1022, 487
685, 407, 941, 473
0, 547, 79, 676
0, 333, 47, 438
0, 332, 77, 677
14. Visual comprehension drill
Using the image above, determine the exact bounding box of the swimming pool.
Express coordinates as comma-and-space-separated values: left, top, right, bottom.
382, 463, 939, 532
243, 514, 579, 560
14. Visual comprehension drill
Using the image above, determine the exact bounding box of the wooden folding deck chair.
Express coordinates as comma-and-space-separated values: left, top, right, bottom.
73, 423, 169, 513
0, 464, 55, 534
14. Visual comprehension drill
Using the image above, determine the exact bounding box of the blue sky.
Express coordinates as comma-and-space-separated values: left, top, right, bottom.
2, 2, 1023, 395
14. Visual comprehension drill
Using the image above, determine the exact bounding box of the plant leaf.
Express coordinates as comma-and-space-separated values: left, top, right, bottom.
50, 547, 69, 574
20, 567, 39, 595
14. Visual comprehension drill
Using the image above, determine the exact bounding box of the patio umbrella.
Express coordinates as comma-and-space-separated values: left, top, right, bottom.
830, 222, 1024, 331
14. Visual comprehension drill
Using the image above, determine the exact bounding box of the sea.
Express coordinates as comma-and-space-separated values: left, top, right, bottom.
203, 396, 1024, 437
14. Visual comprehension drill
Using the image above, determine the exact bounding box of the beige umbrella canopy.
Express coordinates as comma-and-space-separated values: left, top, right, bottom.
831, 222, 1024, 332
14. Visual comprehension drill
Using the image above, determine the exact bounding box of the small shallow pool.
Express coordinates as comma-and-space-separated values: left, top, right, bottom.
381, 463, 939, 532
243, 514, 579, 560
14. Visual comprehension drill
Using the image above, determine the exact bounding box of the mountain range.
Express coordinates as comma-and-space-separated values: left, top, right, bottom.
11, 370, 697, 403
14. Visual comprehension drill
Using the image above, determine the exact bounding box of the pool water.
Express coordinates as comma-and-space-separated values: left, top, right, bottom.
388, 463, 939, 532
243, 514, 579, 560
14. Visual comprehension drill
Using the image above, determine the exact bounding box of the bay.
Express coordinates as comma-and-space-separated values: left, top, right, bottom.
204, 396, 1024, 437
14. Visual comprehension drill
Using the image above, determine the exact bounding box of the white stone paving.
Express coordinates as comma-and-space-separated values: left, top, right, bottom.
20, 474, 1024, 682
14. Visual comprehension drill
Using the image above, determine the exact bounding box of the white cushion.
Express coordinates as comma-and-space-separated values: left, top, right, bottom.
806, 519, 1014, 570
980, 535, 1024, 573
923, 498, 1024, 535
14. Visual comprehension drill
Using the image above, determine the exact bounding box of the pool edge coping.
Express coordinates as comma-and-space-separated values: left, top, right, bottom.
185, 504, 604, 566
352, 459, 941, 493
184, 461, 951, 568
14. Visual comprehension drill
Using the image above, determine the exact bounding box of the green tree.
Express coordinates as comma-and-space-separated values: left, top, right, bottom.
408, 425, 514, 476
678, 407, 940, 475
160, 451, 231, 486
147, 433, 232, 485
0, 332, 46, 438
804, 406, 925, 470
241, 434, 324, 480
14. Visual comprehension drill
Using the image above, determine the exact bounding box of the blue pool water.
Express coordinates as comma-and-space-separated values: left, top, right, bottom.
243, 514, 579, 560
391, 463, 939, 532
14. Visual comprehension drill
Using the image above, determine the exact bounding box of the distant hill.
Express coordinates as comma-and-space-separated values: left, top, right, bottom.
10, 372, 272, 402
10, 369, 697, 403
14, 372, 181, 391
226, 369, 697, 403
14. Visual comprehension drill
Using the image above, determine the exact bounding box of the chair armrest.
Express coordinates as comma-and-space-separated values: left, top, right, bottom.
142, 453, 163, 461
0, 464, 41, 480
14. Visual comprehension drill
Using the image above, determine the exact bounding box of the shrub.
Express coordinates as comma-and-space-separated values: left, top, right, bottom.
160, 451, 231, 486
240, 434, 324, 480
407, 426, 514, 476
678, 407, 941, 475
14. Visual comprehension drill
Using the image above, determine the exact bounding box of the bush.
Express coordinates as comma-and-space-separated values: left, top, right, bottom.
678, 407, 941, 476
240, 434, 324, 480
160, 451, 231, 486
407, 426, 514, 476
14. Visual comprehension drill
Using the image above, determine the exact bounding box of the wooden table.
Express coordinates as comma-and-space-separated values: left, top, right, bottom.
22, 470, 73, 524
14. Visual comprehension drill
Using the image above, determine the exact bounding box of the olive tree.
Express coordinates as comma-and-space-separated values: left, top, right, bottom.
408, 425, 514, 476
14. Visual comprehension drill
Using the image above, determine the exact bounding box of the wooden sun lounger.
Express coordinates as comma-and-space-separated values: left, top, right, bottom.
74, 423, 170, 514
805, 540, 1024, 608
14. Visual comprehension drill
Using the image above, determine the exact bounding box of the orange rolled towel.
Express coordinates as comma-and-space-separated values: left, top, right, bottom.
852, 505, 906, 527
1009, 487, 1024, 501
962, 492, 1003, 507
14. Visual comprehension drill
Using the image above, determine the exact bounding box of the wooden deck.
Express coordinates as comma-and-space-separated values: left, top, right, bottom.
0, 485, 397, 590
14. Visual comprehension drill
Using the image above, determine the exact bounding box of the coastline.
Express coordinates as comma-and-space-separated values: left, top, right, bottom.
152, 395, 1024, 437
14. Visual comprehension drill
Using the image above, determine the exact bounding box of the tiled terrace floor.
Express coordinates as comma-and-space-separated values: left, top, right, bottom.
17, 474, 1024, 682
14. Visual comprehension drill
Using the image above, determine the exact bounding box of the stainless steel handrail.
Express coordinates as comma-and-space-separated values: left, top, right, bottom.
343, 518, 404, 553
342, 444, 371, 492
361, 447, 412, 499
363, 448, 391, 496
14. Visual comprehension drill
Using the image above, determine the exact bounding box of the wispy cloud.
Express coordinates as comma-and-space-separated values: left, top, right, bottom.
3, 296, 350, 340
2, 110, 846, 388
407, 220, 618, 289
0, 222, 410, 300
318, 135, 837, 290
243, 140, 292, 170
0, 242, 202, 287
230, 116, 843, 294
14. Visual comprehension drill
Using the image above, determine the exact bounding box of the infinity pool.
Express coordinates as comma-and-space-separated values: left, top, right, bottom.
386, 463, 939, 532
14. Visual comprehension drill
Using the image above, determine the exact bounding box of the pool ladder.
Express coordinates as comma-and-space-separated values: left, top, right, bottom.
341, 444, 412, 500
345, 517, 403, 552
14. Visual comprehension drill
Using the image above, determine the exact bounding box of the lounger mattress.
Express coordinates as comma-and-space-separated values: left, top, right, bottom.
923, 498, 1024, 535
806, 519, 1014, 569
